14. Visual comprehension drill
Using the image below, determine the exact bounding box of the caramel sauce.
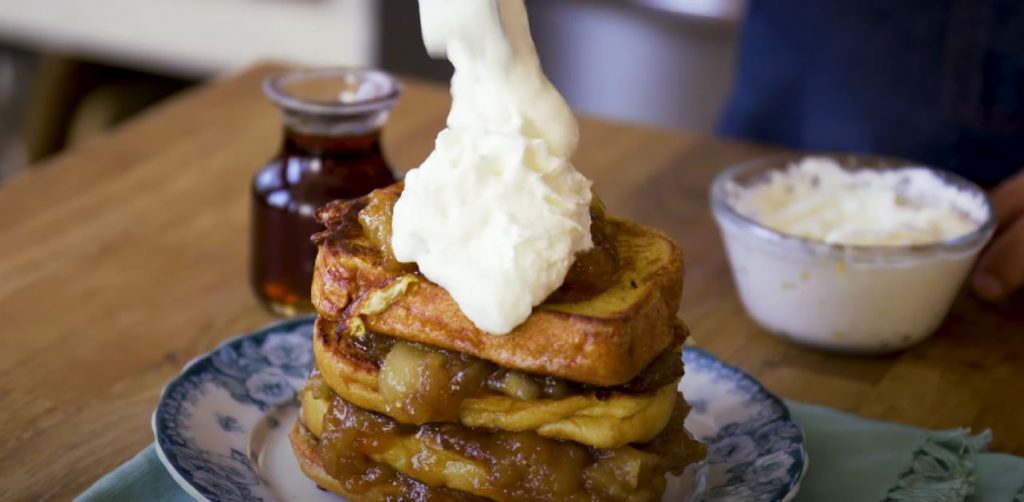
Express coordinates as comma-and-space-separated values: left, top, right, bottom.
316, 396, 483, 501
329, 322, 684, 425
548, 197, 621, 303
314, 391, 688, 501
376, 341, 491, 423
356, 184, 415, 274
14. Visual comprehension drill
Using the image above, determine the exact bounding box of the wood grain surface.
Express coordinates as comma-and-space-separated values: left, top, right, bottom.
1, 63, 1022, 500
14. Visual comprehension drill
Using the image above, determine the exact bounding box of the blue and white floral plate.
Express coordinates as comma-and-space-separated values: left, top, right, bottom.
154, 317, 807, 501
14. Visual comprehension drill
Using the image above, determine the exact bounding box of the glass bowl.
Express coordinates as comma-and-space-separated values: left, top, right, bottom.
710, 153, 996, 353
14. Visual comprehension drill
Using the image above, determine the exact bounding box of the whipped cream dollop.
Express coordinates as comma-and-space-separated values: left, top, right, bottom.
391, 0, 593, 335
730, 157, 986, 246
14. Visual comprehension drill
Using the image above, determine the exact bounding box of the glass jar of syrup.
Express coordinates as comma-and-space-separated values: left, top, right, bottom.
252, 68, 401, 316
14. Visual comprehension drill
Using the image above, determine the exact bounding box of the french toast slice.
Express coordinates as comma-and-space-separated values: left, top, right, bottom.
312, 183, 684, 386
310, 317, 686, 448
296, 384, 704, 502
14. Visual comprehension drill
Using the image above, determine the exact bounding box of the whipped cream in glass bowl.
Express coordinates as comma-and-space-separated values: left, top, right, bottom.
711, 154, 996, 353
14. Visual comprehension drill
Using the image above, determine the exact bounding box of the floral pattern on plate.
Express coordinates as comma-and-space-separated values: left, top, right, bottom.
682, 348, 808, 501
154, 317, 314, 502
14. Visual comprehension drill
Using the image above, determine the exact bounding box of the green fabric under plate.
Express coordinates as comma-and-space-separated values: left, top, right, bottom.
77, 446, 193, 502
785, 401, 1014, 502
78, 401, 1024, 502
972, 455, 1024, 502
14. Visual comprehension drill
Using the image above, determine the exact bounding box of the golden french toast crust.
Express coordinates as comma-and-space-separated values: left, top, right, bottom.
313, 315, 688, 395
312, 184, 685, 386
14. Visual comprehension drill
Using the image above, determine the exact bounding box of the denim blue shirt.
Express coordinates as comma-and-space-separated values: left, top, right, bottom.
719, 0, 1024, 187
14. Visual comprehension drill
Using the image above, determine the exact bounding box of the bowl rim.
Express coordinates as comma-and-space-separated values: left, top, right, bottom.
709, 152, 998, 260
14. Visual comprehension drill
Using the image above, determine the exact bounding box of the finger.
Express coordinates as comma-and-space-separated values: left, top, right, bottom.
990, 169, 1024, 226
972, 215, 1024, 301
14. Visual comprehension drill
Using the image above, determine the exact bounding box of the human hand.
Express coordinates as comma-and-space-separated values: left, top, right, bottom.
972, 169, 1024, 301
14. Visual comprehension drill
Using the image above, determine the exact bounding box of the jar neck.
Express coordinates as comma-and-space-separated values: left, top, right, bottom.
277, 106, 389, 158
282, 127, 383, 158
281, 105, 390, 133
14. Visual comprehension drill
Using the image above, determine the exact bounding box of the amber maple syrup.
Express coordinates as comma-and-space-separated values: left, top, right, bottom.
251, 69, 401, 316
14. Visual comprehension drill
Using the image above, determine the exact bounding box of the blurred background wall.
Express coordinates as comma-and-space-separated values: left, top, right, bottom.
0, 0, 743, 180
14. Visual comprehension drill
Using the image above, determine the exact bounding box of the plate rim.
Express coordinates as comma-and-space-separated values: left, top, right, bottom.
684, 347, 809, 501
152, 315, 315, 502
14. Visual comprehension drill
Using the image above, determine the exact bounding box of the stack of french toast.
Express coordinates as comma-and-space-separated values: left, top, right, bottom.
290, 183, 706, 501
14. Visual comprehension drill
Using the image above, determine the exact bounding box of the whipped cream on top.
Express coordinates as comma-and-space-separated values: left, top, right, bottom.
730, 157, 986, 246
391, 0, 593, 335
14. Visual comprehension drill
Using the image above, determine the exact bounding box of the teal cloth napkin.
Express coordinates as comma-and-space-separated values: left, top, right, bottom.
786, 402, 1024, 502
77, 446, 193, 502
78, 402, 1024, 502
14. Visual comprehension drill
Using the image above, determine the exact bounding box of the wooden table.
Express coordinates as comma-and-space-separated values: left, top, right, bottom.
2, 64, 1022, 500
